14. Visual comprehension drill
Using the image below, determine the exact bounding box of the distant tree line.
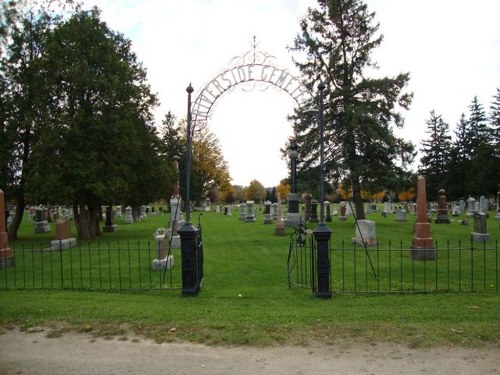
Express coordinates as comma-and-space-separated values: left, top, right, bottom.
418, 91, 500, 201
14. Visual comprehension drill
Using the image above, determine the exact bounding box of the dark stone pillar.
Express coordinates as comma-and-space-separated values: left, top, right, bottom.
178, 223, 201, 295
313, 224, 332, 298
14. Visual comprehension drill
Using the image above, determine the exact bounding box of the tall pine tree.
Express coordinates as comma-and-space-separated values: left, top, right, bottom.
489, 88, 500, 189
290, 0, 415, 219
418, 111, 452, 200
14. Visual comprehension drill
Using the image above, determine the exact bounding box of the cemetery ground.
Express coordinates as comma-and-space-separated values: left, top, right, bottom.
0, 208, 499, 373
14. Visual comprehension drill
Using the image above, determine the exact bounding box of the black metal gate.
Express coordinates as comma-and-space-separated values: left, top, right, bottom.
287, 222, 316, 291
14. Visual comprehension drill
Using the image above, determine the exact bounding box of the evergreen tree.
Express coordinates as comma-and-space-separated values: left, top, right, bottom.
0, 2, 67, 239
31, 8, 161, 239
290, 0, 415, 219
465, 97, 495, 196
418, 111, 452, 200
447, 114, 468, 199
159, 111, 183, 162
489, 88, 500, 187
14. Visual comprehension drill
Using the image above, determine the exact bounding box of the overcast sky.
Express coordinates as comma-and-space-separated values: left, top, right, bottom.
81, 0, 500, 187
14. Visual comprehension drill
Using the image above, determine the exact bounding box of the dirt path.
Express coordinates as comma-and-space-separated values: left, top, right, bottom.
0, 329, 498, 375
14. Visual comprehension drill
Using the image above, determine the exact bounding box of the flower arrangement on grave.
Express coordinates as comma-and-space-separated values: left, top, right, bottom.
154, 227, 167, 237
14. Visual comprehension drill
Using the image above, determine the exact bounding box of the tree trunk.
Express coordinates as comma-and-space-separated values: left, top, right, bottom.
74, 202, 101, 240
8, 192, 25, 241
352, 177, 366, 220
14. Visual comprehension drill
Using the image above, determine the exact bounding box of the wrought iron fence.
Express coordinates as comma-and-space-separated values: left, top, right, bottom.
288, 236, 499, 294
0, 241, 182, 291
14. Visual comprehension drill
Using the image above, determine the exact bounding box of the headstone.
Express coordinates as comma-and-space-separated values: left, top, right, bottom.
245, 201, 256, 222
103, 206, 118, 232
459, 199, 466, 214
115, 205, 122, 218
124, 206, 134, 224
435, 189, 451, 224
479, 196, 488, 214
471, 212, 490, 242
263, 201, 273, 224
410, 176, 436, 260
324, 201, 332, 222
34, 206, 50, 234
227, 205, 232, 217
215, 205, 221, 213
309, 199, 319, 223
304, 194, 312, 221
466, 196, 476, 216
0, 189, 13, 268
284, 192, 301, 227
239, 202, 246, 221
383, 202, 391, 215
271, 203, 278, 221
339, 201, 347, 221
151, 232, 174, 271
452, 204, 460, 216
395, 209, 407, 222
345, 202, 353, 216
352, 220, 378, 246
474, 201, 480, 213
224, 206, 228, 215
50, 219, 77, 250
169, 196, 182, 233
205, 197, 211, 211
274, 193, 286, 236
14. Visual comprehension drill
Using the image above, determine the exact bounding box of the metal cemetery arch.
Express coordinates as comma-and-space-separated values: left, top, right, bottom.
190, 38, 316, 134
182, 39, 332, 298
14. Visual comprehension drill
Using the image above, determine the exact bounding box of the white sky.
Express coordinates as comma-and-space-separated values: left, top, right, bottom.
81, 0, 500, 187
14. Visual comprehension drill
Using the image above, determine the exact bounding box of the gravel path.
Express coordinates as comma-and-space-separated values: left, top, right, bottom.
1, 329, 499, 375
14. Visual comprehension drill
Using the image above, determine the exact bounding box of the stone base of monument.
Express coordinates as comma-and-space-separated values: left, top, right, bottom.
495, 213, 500, 221
264, 214, 273, 224
339, 216, 347, 221
34, 221, 50, 234
0, 248, 13, 268
435, 216, 451, 224
245, 215, 256, 223
274, 223, 286, 236
284, 213, 301, 228
409, 246, 436, 261
151, 255, 174, 271
472, 232, 490, 242
50, 238, 77, 250
352, 237, 379, 246
103, 224, 118, 232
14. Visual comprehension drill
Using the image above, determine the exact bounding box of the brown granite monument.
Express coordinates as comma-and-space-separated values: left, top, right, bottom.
410, 176, 436, 260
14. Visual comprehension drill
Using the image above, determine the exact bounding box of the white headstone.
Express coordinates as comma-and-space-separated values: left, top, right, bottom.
352, 220, 378, 246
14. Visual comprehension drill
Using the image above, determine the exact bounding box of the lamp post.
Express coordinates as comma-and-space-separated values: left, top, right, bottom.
318, 82, 326, 224
313, 82, 332, 299
178, 83, 201, 295
285, 140, 301, 227
185, 83, 194, 224
289, 141, 298, 194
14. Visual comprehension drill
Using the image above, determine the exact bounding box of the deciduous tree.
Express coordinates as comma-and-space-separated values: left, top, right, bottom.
31, 8, 161, 239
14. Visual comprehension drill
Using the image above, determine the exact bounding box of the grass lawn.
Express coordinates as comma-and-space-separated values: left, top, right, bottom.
1, 205, 499, 347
